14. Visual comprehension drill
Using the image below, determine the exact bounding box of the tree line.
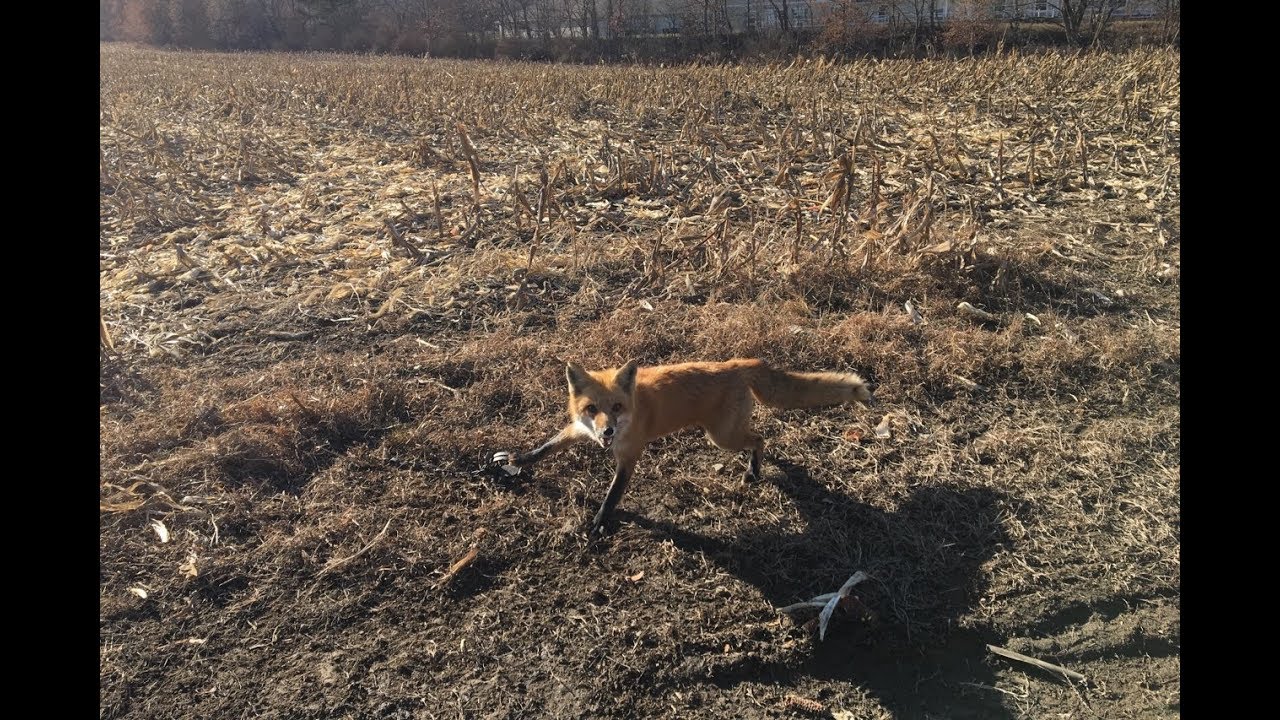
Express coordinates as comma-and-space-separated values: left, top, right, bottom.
99, 0, 1180, 60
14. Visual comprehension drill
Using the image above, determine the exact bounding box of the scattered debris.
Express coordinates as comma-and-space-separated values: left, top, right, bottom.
873, 415, 893, 440
957, 301, 999, 323
263, 330, 316, 341
1084, 288, 1114, 306
950, 374, 987, 393
317, 517, 393, 578
150, 519, 171, 544
987, 643, 1087, 683
436, 527, 488, 590
384, 217, 424, 261
782, 693, 827, 715
904, 300, 924, 325
179, 551, 199, 579
436, 547, 479, 589
100, 310, 115, 352
777, 571, 870, 640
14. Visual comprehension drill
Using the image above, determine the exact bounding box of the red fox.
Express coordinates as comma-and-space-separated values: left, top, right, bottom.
492, 359, 874, 537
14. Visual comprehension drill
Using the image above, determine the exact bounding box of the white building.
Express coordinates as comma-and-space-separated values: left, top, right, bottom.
992, 1, 1161, 21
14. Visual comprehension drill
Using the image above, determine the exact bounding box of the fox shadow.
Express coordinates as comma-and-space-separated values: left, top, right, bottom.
624, 457, 1018, 720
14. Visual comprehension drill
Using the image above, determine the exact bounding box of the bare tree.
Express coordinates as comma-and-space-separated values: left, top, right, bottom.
498, 0, 540, 37
608, 0, 632, 36
144, 0, 176, 43
536, 0, 571, 37
1158, 0, 1178, 44
707, 0, 733, 34
102, 0, 123, 39
1048, 0, 1121, 46
574, 0, 598, 37
675, 0, 730, 36
942, 0, 996, 55
764, 0, 790, 34
816, 0, 883, 52
906, 0, 939, 50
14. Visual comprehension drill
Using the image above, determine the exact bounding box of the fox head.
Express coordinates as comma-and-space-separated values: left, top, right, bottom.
565, 359, 639, 449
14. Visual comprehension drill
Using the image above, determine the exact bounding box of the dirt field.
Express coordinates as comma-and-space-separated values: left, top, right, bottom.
100, 44, 1179, 718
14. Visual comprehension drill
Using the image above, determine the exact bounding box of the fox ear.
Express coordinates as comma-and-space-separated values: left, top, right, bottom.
615, 359, 640, 395
566, 362, 590, 394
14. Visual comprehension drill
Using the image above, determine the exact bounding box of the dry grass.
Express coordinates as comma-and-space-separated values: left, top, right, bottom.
101, 44, 1179, 719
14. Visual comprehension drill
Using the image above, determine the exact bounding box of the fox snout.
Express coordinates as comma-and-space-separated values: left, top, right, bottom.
598, 424, 616, 448
576, 414, 621, 449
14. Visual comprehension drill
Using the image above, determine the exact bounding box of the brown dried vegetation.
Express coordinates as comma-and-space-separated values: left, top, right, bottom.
101, 45, 1179, 719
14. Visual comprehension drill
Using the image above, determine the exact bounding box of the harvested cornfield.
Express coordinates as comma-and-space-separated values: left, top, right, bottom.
100, 44, 1179, 719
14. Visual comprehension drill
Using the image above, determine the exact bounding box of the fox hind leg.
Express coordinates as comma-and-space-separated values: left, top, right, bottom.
705, 421, 764, 482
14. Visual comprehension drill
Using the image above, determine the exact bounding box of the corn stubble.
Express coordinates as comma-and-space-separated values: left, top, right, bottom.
101, 45, 1179, 720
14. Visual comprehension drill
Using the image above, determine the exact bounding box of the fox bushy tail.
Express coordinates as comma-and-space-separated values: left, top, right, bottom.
747, 364, 872, 410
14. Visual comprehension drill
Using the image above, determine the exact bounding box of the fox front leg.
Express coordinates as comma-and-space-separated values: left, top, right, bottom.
492, 424, 585, 470
590, 456, 638, 538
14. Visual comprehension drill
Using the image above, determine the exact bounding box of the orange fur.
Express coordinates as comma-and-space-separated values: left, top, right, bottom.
495, 358, 873, 536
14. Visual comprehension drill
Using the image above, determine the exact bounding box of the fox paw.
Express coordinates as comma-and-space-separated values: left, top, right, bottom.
490, 451, 522, 477
587, 512, 612, 539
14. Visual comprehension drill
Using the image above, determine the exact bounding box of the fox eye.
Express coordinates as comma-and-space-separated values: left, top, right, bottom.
612, 403, 623, 413
585, 405, 598, 415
